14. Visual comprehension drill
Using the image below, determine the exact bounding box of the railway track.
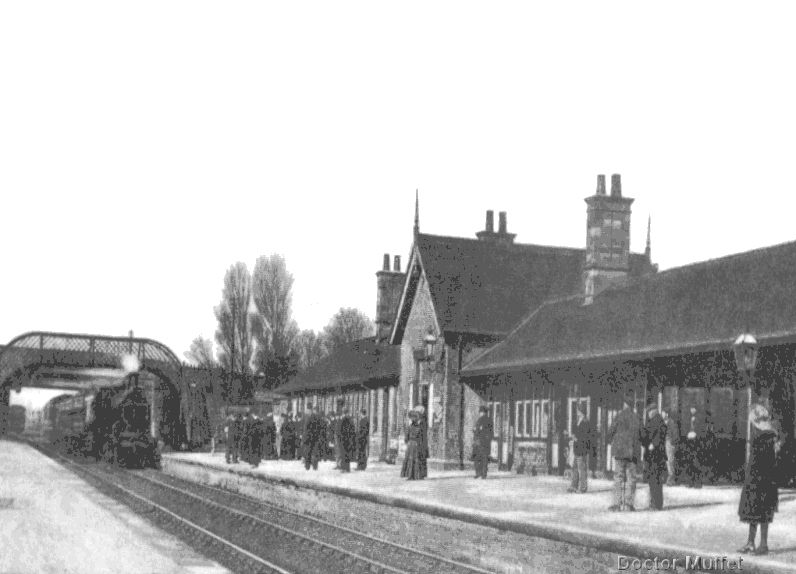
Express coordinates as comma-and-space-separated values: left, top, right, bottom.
42, 446, 496, 574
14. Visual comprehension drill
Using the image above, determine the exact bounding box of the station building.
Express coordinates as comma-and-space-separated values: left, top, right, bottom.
278, 175, 796, 481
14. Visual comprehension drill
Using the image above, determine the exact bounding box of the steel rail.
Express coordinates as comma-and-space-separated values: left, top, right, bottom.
127, 470, 412, 574
147, 472, 496, 574
51, 451, 293, 574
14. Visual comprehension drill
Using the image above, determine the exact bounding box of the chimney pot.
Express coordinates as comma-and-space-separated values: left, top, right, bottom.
485, 210, 494, 233
382, 254, 390, 271
393, 255, 401, 272
596, 174, 606, 195
611, 174, 622, 197
498, 211, 507, 234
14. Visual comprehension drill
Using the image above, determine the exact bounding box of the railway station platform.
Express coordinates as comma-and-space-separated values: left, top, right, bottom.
0, 439, 229, 574
165, 452, 796, 574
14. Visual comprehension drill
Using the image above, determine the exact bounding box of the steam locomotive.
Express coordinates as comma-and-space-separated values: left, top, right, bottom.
46, 375, 161, 469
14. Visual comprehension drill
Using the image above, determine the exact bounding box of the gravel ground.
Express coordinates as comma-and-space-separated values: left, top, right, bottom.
163, 459, 626, 574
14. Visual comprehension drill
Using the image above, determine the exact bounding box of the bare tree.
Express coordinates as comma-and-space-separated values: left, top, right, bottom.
214, 262, 253, 375
184, 336, 216, 368
251, 254, 299, 381
323, 307, 375, 350
295, 329, 328, 371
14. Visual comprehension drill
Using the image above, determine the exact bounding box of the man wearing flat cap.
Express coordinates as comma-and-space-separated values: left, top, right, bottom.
607, 392, 641, 511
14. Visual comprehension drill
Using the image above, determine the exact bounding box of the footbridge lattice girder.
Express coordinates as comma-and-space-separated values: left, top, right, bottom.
0, 331, 183, 391
0, 332, 189, 444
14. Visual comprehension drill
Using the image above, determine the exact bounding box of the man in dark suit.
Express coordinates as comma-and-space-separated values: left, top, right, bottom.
641, 404, 668, 509
568, 403, 592, 493
683, 406, 705, 488
302, 405, 324, 471
233, 413, 246, 464
225, 413, 239, 464
473, 405, 493, 479
248, 414, 264, 469
356, 409, 370, 471
339, 408, 357, 473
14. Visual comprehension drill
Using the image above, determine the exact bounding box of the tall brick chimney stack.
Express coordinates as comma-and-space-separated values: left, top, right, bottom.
376, 253, 407, 343
583, 173, 634, 304
611, 173, 622, 197
476, 209, 516, 245
596, 174, 606, 195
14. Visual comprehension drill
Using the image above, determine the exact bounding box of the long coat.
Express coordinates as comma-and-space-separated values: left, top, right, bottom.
738, 430, 779, 524
302, 413, 325, 459
473, 414, 493, 459
641, 413, 668, 482
356, 418, 370, 464
263, 417, 277, 459
572, 417, 593, 457
607, 408, 641, 461
401, 421, 426, 480
339, 415, 357, 464
248, 418, 264, 464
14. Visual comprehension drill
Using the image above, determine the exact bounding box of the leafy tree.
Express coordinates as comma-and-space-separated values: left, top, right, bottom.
295, 329, 328, 371
183, 336, 217, 368
251, 254, 300, 388
323, 307, 375, 350
214, 262, 253, 375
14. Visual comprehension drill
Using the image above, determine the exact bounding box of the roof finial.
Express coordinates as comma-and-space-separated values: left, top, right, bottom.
645, 214, 652, 260
414, 189, 420, 236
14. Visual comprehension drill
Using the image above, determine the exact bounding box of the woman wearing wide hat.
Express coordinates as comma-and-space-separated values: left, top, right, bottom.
401, 407, 427, 480
737, 402, 782, 555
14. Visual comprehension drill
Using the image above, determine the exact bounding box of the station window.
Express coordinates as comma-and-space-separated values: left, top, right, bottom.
515, 401, 524, 437
532, 399, 550, 438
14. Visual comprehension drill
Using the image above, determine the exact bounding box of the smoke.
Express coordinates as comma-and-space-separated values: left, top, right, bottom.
121, 354, 140, 374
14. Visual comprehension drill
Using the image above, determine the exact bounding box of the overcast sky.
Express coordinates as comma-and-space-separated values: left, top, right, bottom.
3, 2, 796, 384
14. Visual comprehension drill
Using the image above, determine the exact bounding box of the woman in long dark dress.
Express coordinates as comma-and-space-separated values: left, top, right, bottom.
737, 403, 781, 555
401, 409, 426, 480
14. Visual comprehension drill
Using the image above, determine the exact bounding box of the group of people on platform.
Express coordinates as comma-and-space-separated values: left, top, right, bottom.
223, 411, 277, 468
299, 405, 370, 472
400, 404, 495, 481
597, 392, 783, 556
222, 406, 371, 472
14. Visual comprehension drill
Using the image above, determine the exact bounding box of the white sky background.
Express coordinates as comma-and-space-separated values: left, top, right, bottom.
3, 1, 796, 401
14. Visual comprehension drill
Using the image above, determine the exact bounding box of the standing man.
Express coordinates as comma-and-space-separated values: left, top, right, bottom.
333, 405, 344, 469
294, 412, 304, 461
240, 411, 254, 465
683, 406, 705, 488
248, 413, 264, 469
473, 405, 493, 479
302, 405, 324, 471
662, 410, 678, 486
607, 393, 641, 511
641, 404, 668, 510
225, 413, 238, 464
356, 409, 370, 471
263, 412, 277, 459
568, 403, 592, 493
339, 408, 356, 473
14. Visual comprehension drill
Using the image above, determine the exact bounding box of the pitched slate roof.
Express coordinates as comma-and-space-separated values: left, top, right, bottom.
462, 240, 796, 376
277, 338, 400, 394
410, 232, 652, 336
